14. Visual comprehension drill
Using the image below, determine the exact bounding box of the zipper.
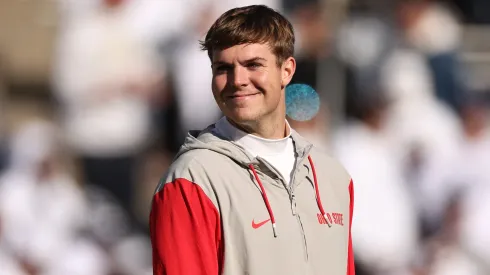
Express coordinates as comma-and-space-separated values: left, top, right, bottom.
290, 145, 313, 192
287, 145, 312, 214
297, 214, 309, 261
290, 189, 309, 260
288, 146, 312, 261
256, 158, 309, 260
291, 193, 297, 215
256, 145, 312, 261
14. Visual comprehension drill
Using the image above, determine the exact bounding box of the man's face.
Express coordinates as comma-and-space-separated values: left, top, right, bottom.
211, 43, 295, 126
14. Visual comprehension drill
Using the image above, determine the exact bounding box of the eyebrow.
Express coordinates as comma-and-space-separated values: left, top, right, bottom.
212, 57, 267, 67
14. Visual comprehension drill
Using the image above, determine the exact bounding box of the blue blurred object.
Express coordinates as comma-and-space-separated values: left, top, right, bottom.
428, 52, 465, 113
285, 84, 320, 121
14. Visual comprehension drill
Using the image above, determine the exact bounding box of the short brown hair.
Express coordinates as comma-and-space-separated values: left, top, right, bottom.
200, 5, 295, 66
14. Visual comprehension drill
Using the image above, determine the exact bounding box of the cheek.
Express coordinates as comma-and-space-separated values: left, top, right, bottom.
250, 71, 272, 89
212, 76, 226, 96
251, 70, 281, 92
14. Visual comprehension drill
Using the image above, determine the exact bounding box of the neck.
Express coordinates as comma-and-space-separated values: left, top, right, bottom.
227, 114, 288, 139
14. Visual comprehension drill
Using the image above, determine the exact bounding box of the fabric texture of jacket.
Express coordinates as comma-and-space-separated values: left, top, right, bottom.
150, 124, 355, 275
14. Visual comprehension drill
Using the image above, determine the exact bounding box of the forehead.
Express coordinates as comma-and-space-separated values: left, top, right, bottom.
212, 43, 275, 63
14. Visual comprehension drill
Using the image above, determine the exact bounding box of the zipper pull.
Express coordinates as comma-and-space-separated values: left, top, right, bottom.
291, 194, 297, 215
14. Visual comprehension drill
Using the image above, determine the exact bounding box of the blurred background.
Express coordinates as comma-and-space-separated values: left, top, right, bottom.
0, 0, 489, 274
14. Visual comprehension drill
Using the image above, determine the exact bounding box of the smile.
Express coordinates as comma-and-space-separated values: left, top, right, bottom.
228, 93, 261, 99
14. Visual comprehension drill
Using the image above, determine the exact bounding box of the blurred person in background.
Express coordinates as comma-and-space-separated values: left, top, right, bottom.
0, 120, 103, 275
333, 92, 419, 275
379, 44, 462, 236
163, 1, 223, 144
397, 0, 465, 113
442, 92, 490, 273
333, 1, 490, 274
0, 119, 153, 275
53, 0, 165, 225
126, 0, 213, 153
335, 4, 395, 122
421, 101, 490, 273
416, 91, 490, 239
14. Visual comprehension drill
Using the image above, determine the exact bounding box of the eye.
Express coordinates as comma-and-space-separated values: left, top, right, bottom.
247, 62, 262, 70
213, 65, 232, 74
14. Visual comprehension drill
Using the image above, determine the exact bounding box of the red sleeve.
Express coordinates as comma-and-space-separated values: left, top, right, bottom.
149, 178, 223, 275
347, 179, 355, 275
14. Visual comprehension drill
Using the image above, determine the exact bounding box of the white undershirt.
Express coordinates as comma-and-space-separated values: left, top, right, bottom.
214, 117, 296, 185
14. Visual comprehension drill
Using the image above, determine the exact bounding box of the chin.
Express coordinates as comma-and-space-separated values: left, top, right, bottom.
226, 108, 261, 124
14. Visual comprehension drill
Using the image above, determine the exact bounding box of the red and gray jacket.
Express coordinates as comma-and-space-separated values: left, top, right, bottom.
150, 125, 355, 275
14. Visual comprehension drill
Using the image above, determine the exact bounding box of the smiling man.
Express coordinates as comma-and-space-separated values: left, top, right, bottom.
149, 5, 355, 275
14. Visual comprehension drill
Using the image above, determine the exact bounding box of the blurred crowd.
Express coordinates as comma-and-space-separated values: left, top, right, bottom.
0, 0, 489, 274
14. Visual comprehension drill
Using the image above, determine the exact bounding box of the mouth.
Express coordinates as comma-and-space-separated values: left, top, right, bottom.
227, 92, 261, 99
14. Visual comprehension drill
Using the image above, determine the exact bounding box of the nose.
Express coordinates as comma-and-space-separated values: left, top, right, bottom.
229, 66, 249, 88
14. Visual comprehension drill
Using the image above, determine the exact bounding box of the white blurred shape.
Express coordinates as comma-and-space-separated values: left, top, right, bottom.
124, 0, 213, 45
381, 49, 462, 226
172, 36, 221, 135
407, 3, 461, 55
111, 234, 152, 275
381, 49, 434, 102
337, 16, 388, 68
53, 3, 160, 157
458, 133, 490, 271
41, 238, 110, 275
430, 246, 481, 275
9, 120, 59, 171
0, 120, 88, 268
0, 171, 88, 268
333, 122, 419, 272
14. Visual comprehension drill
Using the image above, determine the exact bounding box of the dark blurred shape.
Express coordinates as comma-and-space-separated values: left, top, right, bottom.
446, 0, 490, 24
428, 52, 466, 113
289, 1, 329, 90
283, 0, 318, 13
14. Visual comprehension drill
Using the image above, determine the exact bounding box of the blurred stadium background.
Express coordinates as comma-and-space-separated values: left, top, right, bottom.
0, 0, 489, 274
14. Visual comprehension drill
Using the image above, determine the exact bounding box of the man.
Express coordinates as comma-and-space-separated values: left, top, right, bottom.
150, 5, 355, 275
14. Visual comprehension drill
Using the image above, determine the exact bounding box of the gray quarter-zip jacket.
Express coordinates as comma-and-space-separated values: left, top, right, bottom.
150, 125, 355, 275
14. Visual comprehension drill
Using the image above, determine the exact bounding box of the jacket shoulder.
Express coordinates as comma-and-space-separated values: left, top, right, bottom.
154, 150, 223, 208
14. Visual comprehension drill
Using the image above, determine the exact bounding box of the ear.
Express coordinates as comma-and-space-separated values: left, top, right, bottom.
281, 57, 296, 89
